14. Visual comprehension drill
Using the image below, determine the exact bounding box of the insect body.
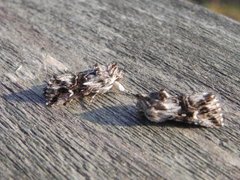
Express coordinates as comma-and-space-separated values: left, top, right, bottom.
44, 63, 124, 106
136, 89, 223, 127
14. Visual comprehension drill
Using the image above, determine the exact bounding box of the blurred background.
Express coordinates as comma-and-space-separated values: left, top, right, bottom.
189, 0, 240, 21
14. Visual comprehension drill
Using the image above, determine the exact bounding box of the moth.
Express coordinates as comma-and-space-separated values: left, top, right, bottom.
43, 63, 125, 106
136, 89, 224, 127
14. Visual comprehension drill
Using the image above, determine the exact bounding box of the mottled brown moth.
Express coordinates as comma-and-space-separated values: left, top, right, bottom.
44, 63, 124, 106
136, 89, 223, 127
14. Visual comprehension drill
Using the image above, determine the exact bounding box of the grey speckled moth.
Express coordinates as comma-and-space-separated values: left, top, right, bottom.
44, 63, 124, 106
136, 89, 223, 127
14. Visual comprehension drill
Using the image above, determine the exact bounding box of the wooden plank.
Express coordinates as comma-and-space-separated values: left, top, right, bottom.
0, 0, 240, 179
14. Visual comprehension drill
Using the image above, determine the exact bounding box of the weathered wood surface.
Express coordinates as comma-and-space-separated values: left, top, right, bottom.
0, 0, 240, 179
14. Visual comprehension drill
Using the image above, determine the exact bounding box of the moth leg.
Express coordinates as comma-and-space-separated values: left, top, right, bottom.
63, 90, 75, 106
89, 92, 99, 103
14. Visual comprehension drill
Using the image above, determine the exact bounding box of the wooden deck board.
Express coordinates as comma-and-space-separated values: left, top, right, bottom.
0, 0, 240, 179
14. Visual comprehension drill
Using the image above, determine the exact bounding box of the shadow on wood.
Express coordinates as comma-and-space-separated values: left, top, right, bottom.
80, 104, 201, 128
2, 84, 46, 105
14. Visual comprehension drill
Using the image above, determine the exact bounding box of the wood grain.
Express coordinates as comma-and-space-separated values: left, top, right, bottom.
0, 0, 240, 179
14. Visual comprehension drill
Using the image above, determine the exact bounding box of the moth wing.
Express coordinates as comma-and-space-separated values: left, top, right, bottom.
186, 92, 224, 127
44, 73, 77, 106
137, 90, 180, 123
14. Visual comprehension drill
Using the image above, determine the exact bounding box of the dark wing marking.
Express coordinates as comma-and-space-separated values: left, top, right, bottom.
43, 73, 77, 106
178, 92, 223, 127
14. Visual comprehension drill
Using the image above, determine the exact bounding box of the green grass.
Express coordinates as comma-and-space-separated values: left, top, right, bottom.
205, 2, 240, 21
190, 1, 240, 21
